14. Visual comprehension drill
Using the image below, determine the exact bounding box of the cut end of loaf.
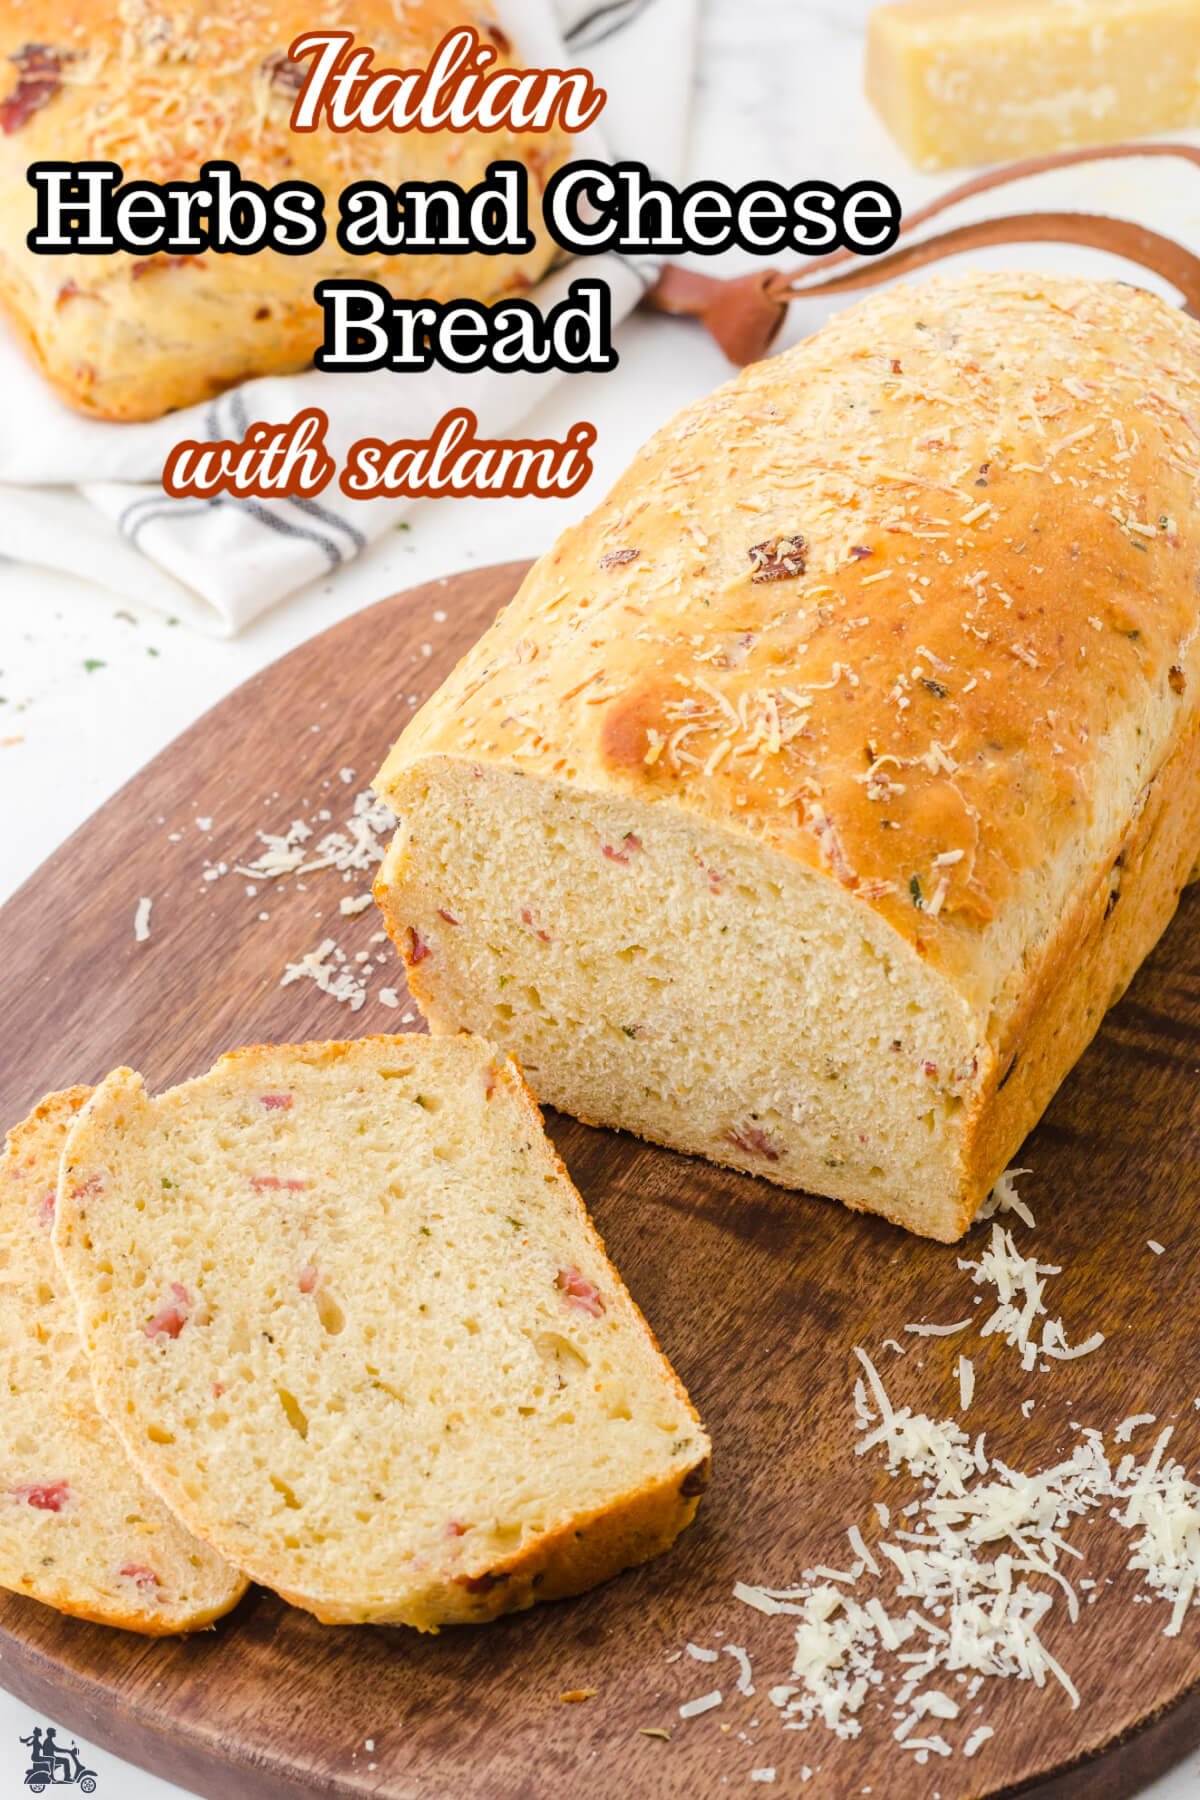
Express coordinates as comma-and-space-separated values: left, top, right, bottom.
0, 1088, 245, 1634
374, 761, 989, 1242
53, 1034, 708, 1629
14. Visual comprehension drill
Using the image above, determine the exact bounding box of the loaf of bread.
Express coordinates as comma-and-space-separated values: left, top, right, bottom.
374, 272, 1200, 1242
0, 2, 570, 418
53, 1035, 708, 1629
0, 1088, 245, 1632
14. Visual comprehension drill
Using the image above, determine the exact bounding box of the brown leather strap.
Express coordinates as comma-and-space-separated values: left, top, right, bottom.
644, 265, 791, 365
643, 141, 1200, 364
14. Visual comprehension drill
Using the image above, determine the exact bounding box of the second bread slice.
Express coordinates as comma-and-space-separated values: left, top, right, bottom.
53, 1035, 709, 1629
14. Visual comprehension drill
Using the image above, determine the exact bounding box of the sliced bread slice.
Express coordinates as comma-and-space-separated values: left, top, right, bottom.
0, 1088, 246, 1633
53, 1036, 709, 1629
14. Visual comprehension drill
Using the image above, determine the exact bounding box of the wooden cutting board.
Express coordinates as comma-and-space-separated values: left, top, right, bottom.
1, 561, 1199, 1800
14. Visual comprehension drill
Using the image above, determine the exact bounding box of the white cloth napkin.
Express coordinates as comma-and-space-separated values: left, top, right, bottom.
0, 0, 696, 631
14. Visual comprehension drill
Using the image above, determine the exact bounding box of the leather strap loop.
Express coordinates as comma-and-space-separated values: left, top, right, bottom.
643, 142, 1200, 363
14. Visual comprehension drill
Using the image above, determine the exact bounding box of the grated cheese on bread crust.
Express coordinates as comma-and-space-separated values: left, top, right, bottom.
374, 271, 1200, 1241
53, 1036, 709, 1629
0, 1089, 245, 1633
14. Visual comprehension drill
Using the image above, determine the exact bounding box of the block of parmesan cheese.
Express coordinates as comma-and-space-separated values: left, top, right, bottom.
372, 272, 1200, 1243
867, 0, 1200, 171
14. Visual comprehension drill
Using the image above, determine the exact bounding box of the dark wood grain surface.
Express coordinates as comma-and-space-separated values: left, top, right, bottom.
0, 562, 1198, 1800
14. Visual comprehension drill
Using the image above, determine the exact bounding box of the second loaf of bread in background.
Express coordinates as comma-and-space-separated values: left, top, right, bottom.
0, 1, 572, 418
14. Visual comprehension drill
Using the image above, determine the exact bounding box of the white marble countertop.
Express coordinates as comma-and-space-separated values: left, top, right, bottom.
1, 1, 1198, 1795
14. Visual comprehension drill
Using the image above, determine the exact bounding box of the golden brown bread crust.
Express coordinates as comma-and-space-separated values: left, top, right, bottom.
0, 1, 571, 418
381, 273, 1200, 986
957, 713, 1200, 1235
376, 273, 1200, 1235
287, 1464, 708, 1628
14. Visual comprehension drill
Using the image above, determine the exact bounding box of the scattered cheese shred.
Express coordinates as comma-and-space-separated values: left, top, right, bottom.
976, 1167, 1035, 1229
679, 1690, 722, 1719
133, 896, 152, 942
957, 1355, 974, 1412
846, 1524, 879, 1577
733, 1582, 805, 1618
1115, 1414, 1156, 1444
723, 1644, 755, 1695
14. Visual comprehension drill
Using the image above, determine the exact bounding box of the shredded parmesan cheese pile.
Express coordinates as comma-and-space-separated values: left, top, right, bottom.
672, 1171, 1200, 1778
729, 1360, 1200, 1764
